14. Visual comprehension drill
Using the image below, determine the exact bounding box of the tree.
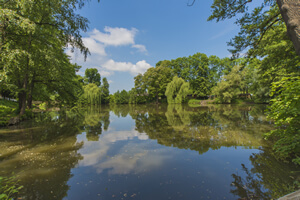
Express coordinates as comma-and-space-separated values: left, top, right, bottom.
165, 76, 190, 104
277, 0, 300, 56
85, 68, 101, 86
0, 0, 98, 115
212, 65, 244, 103
134, 74, 147, 104
207, 0, 300, 57
167, 53, 215, 97
81, 83, 101, 105
101, 77, 109, 104
142, 65, 173, 103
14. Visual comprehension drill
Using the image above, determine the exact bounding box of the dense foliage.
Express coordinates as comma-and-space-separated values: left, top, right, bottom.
165, 76, 190, 104
78, 68, 110, 105
0, 0, 100, 115
208, 0, 300, 164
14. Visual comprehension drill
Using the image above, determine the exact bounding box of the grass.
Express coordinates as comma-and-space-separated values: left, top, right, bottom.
0, 99, 18, 126
188, 99, 202, 104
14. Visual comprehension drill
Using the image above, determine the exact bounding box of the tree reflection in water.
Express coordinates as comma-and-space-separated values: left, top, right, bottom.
0, 104, 298, 200
231, 148, 299, 200
0, 106, 110, 200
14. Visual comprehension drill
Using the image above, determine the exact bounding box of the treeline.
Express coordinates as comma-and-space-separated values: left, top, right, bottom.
110, 52, 276, 105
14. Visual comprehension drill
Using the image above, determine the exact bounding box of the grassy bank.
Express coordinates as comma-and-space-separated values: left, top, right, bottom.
0, 99, 18, 126
188, 98, 257, 106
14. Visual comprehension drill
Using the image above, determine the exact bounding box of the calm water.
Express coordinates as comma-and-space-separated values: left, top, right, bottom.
0, 104, 299, 200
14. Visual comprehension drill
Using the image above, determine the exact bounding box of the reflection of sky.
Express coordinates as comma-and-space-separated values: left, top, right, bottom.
76, 127, 170, 175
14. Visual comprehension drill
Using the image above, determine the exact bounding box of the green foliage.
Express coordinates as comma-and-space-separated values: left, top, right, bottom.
38, 102, 47, 111
142, 65, 174, 103
208, 0, 279, 57
208, 0, 300, 165
0, 175, 23, 200
168, 53, 211, 97
101, 78, 110, 104
212, 66, 244, 103
266, 76, 300, 165
85, 68, 101, 86
188, 99, 201, 104
113, 90, 129, 104
165, 76, 190, 104
80, 83, 102, 105
0, 100, 18, 126
0, 0, 96, 114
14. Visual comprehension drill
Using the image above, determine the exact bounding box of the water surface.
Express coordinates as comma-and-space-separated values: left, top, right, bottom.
0, 104, 299, 200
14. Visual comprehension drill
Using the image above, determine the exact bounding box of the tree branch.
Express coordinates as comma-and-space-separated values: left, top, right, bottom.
254, 13, 282, 48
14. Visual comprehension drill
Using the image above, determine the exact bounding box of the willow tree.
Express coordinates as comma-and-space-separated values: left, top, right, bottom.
82, 83, 101, 105
165, 76, 190, 104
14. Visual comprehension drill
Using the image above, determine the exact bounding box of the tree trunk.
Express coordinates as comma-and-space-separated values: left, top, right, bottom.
27, 74, 35, 109
20, 34, 31, 115
27, 82, 33, 109
277, 0, 300, 56
19, 86, 27, 116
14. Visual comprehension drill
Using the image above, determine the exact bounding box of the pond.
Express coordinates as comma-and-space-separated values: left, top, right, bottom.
0, 104, 299, 200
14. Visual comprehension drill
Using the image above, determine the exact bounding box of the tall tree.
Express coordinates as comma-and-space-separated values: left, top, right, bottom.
85, 68, 101, 86
101, 77, 109, 104
0, 0, 98, 115
142, 65, 173, 103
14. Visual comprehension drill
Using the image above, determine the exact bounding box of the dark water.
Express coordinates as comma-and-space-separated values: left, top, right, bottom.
0, 104, 299, 200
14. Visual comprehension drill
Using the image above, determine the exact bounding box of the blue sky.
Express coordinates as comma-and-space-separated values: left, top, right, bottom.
68, 0, 239, 93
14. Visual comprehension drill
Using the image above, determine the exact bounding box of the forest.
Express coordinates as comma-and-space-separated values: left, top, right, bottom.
0, 0, 299, 167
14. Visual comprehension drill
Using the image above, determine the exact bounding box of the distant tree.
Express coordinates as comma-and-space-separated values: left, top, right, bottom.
142, 65, 174, 103
82, 83, 101, 105
165, 76, 190, 104
85, 68, 101, 86
212, 66, 244, 103
120, 90, 129, 104
101, 77, 110, 104
134, 74, 147, 103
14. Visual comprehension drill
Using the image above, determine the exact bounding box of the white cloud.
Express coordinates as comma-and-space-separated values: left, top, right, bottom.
102, 59, 152, 75
99, 70, 113, 77
90, 27, 137, 46
82, 37, 106, 56
132, 44, 147, 53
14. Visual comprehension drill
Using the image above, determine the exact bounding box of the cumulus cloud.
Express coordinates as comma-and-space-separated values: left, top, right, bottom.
99, 70, 113, 77
102, 59, 152, 75
67, 26, 150, 90
132, 44, 147, 53
90, 27, 137, 46
82, 37, 106, 56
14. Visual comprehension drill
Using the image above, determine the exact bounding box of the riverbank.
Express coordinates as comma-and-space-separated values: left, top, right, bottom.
188, 99, 260, 106
0, 99, 35, 127
0, 99, 19, 126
